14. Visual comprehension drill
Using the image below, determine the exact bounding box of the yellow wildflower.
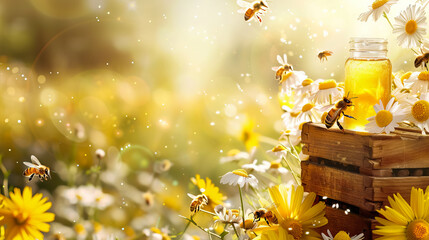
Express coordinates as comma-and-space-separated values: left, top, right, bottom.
0, 187, 55, 240
191, 174, 226, 210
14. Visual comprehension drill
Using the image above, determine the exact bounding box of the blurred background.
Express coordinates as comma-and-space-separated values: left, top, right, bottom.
0, 0, 421, 238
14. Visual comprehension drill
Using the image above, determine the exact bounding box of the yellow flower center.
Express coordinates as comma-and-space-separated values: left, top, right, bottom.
333, 231, 351, 240
151, 227, 162, 234
12, 210, 29, 225
302, 78, 313, 86
301, 103, 314, 112
74, 223, 86, 235
405, 20, 418, 35
412, 100, 429, 122
375, 110, 393, 127
402, 71, 412, 83
319, 79, 337, 90
280, 72, 293, 84
407, 219, 429, 240
372, 0, 389, 9
270, 161, 281, 169
418, 71, 429, 81
227, 149, 241, 156
93, 222, 102, 233
290, 111, 301, 117
240, 219, 256, 229
232, 169, 249, 177
124, 226, 136, 237
283, 220, 303, 240
272, 145, 286, 152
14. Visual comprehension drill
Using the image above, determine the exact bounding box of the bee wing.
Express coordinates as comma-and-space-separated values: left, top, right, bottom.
31, 155, 42, 166
187, 193, 197, 199
317, 104, 335, 112
23, 162, 39, 168
237, 0, 251, 8
237, 8, 246, 14
277, 55, 284, 65
283, 54, 288, 65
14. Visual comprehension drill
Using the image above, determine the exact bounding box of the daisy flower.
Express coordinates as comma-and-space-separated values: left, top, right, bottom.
393, 3, 427, 48
322, 230, 364, 240
280, 71, 307, 95
392, 71, 414, 104
213, 205, 241, 225
407, 71, 429, 94
281, 106, 301, 130
268, 184, 327, 239
421, 37, 429, 53
365, 97, 406, 134
220, 169, 258, 189
404, 93, 429, 134
358, 0, 398, 22
294, 78, 318, 103
374, 187, 429, 239
242, 160, 268, 173
260, 160, 289, 175
295, 101, 321, 124
220, 149, 251, 163
0, 187, 55, 240
191, 174, 226, 210
310, 79, 343, 106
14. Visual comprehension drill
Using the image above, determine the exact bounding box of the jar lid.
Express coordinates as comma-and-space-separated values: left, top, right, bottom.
349, 38, 387, 52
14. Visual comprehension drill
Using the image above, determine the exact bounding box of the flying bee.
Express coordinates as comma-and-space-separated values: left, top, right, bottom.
188, 193, 208, 214
318, 50, 333, 62
252, 208, 278, 226
272, 54, 293, 81
414, 52, 429, 69
323, 92, 357, 132
237, 0, 268, 23
23, 155, 51, 182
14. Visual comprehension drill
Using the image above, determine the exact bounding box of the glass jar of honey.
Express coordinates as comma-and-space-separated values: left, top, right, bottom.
344, 38, 391, 131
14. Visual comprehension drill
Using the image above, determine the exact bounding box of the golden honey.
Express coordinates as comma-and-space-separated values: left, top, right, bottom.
344, 38, 391, 132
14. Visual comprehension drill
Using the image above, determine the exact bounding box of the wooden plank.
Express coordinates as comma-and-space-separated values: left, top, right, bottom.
302, 123, 429, 170
316, 206, 373, 240
301, 161, 378, 211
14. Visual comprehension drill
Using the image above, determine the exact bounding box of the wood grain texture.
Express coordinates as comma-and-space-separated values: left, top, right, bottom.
302, 123, 429, 171
316, 206, 374, 240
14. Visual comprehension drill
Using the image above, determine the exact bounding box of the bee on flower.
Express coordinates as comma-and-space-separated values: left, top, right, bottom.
393, 3, 427, 48
358, 0, 398, 22
272, 54, 294, 81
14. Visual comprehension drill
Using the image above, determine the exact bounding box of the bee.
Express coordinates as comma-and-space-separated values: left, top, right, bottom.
414, 52, 429, 69
318, 50, 333, 62
272, 54, 293, 81
23, 155, 51, 182
323, 92, 357, 131
252, 208, 278, 226
188, 193, 208, 214
237, 0, 268, 23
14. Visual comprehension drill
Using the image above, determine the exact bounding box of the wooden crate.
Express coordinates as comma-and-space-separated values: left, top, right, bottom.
316, 204, 376, 239
301, 122, 429, 238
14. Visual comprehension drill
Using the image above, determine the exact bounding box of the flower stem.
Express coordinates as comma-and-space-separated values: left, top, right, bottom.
200, 209, 217, 216
238, 186, 246, 229
176, 221, 191, 240
231, 223, 240, 238
0, 156, 10, 197
383, 12, 394, 30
